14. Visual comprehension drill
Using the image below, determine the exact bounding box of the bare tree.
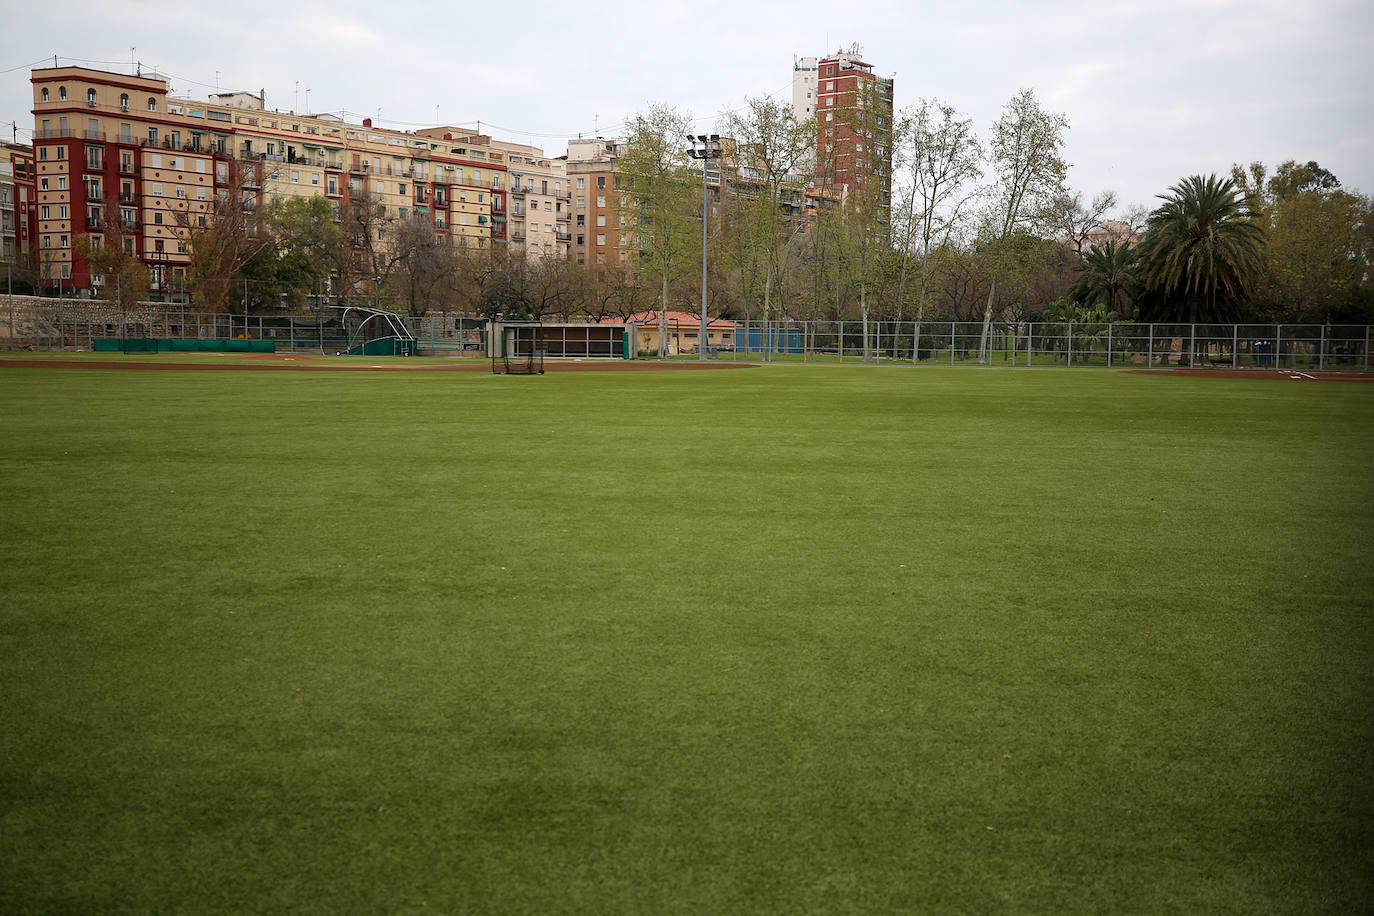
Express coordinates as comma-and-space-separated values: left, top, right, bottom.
891, 99, 983, 360
391, 214, 452, 314
181, 159, 271, 313
75, 188, 149, 309
1045, 188, 1118, 256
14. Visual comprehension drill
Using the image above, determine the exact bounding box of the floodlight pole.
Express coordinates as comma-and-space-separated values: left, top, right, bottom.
687, 134, 721, 360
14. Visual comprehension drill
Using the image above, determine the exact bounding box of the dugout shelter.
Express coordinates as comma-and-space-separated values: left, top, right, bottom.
487, 322, 635, 360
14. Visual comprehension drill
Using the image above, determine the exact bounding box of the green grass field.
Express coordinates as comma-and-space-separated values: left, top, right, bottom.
2, 360, 1371, 913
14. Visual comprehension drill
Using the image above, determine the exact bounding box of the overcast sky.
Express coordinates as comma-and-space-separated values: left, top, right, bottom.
3, 0, 1371, 214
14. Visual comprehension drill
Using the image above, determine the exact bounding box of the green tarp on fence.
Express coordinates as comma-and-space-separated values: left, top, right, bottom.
93, 339, 275, 353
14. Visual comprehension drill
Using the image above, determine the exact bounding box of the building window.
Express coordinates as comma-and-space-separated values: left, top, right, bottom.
596, 176, 606, 189
59, 86, 67, 100
57, 177, 66, 190
120, 93, 129, 111
60, 234, 68, 248
87, 88, 97, 105
148, 97, 157, 111
154, 211, 163, 225
41, 88, 49, 101
596, 214, 605, 227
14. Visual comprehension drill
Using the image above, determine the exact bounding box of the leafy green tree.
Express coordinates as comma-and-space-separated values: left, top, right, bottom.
977, 88, 1070, 361
1228, 160, 1370, 323
619, 104, 698, 355
722, 95, 816, 345
1260, 188, 1372, 323
1135, 174, 1265, 323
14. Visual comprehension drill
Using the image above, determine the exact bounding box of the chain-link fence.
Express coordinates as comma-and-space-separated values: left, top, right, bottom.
4, 298, 1370, 372
718, 320, 1372, 372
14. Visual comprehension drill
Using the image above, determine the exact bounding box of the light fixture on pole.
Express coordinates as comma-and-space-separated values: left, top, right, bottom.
686, 134, 721, 360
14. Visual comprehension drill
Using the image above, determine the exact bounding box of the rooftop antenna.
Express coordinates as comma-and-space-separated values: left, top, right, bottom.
215, 71, 221, 93
294, 81, 299, 113
130, 48, 135, 75
434, 104, 439, 125
305, 87, 310, 114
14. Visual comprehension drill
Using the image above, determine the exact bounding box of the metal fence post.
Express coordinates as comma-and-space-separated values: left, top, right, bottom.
1233, 324, 1239, 369
1107, 323, 1113, 368
1068, 321, 1074, 367
950, 324, 955, 365
1028, 323, 1033, 366
1319, 324, 1326, 371
1189, 324, 1195, 368
1276, 325, 1283, 371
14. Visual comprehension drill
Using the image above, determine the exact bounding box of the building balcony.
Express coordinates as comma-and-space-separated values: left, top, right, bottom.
35, 128, 75, 139
85, 217, 104, 229
325, 160, 344, 171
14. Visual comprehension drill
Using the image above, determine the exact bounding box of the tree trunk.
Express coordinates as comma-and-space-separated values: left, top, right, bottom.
912, 257, 931, 364
977, 278, 997, 363
861, 280, 871, 363
659, 273, 669, 358
763, 261, 773, 363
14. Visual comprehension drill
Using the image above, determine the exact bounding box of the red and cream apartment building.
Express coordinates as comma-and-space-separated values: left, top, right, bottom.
796, 49, 894, 212
25, 65, 530, 296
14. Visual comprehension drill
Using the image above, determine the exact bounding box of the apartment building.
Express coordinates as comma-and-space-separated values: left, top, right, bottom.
28, 65, 513, 296
1, 142, 36, 268
565, 137, 627, 281
809, 49, 893, 212
493, 140, 570, 260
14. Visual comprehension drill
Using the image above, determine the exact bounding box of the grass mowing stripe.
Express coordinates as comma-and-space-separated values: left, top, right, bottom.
1, 365, 1371, 912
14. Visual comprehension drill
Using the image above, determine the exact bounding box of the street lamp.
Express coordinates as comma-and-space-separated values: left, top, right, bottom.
686, 134, 721, 360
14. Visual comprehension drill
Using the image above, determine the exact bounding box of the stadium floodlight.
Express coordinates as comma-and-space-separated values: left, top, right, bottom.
686, 134, 723, 360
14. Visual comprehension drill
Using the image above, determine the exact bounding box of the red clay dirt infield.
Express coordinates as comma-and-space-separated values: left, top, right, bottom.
0, 357, 757, 373
1124, 368, 1374, 382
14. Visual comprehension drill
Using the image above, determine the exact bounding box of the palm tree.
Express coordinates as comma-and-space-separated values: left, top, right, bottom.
1071, 240, 1138, 316
1135, 174, 1265, 323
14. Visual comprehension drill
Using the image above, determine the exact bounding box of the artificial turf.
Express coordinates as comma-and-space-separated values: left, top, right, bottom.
1, 360, 1371, 913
